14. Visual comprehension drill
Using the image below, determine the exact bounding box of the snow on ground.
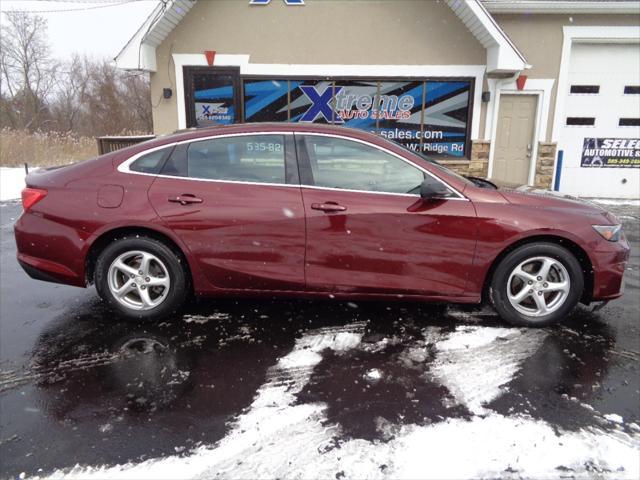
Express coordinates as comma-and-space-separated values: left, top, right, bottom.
427, 325, 547, 415
37, 323, 639, 480
591, 198, 640, 206
0, 167, 28, 201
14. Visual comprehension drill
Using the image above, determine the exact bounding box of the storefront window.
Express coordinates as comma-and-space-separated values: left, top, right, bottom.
243, 79, 290, 122
422, 81, 471, 158
191, 72, 237, 126
192, 74, 473, 158
376, 81, 425, 152
288, 79, 333, 124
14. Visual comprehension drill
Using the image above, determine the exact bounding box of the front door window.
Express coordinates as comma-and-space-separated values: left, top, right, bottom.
303, 135, 425, 194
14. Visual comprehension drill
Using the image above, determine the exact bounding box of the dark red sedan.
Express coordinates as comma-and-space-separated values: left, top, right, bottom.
15, 123, 629, 326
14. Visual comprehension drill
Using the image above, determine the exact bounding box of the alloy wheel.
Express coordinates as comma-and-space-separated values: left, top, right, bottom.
107, 250, 171, 311
506, 256, 571, 318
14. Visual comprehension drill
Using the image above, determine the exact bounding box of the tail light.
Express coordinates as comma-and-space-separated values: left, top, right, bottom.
21, 188, 47, 211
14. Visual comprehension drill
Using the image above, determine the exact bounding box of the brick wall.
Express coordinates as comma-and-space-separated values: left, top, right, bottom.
534, 142, 556, 189
469, 141, 490, 178
440, 140, 490, 178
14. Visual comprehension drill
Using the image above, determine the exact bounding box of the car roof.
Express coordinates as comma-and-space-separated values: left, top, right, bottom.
159, 122, 378, 145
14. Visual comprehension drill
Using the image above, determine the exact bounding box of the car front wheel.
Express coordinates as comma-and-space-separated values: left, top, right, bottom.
490, 243, 584, 327
94, 236, 188, 321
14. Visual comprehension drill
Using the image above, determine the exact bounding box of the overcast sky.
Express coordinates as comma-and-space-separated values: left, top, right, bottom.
0, 0, 160, 62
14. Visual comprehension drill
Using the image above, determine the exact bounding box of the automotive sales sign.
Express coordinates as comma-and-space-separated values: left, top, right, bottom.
581, 138, 640, 168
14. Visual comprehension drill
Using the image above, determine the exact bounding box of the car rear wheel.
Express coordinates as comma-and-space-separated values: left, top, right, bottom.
95, 236, 188, 321
490, 243, 584, 327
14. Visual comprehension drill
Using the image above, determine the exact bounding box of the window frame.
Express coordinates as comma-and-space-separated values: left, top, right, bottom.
618, 118, 640, 127
295, 132, 465, 200
181, 134, 292, 185
118, 132, 299, 187
118, 131, 466, 200
566, 117, 596, 127
183, 66, 242, 128
569, 85, 600, 95
128, 145, 175, 174
241, 75, 475, 160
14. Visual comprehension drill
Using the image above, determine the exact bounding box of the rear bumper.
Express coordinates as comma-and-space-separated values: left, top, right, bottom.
591, 239, 630, 301
18, 258, 73, 285
17, 253, 85, 287
14, 212, 87, 287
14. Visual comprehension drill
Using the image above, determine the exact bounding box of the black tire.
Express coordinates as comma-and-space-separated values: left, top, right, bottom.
490, 242, 584, 327
94, 236, 188, 321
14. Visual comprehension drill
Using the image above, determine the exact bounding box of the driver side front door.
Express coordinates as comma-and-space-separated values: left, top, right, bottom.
297, 134, 478, 297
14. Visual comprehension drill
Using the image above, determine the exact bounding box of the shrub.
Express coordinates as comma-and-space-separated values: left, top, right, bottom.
0, 128, 98, 167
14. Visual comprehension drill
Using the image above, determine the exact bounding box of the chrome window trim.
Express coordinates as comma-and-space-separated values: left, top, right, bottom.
117, 130, 469, 201
117, 132, 297, 189
117, 143, 179, 174
300, 184, 423, 198
298, 132, 468, 200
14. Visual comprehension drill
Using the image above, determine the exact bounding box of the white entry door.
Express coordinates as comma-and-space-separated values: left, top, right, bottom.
492, 94, 537, 186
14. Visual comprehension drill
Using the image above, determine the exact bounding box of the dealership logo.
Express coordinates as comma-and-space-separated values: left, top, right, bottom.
250, 0, 305, 5
299, 85, 415, 123
299, 85, 344, 123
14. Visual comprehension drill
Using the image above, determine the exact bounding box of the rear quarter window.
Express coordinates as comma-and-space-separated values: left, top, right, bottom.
129, 147, 172, 174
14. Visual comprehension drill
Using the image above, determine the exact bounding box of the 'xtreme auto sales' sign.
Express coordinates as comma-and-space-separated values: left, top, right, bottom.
581, 138, 640, 168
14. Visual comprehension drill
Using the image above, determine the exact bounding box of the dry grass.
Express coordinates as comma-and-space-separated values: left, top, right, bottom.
0, 128, 98, 167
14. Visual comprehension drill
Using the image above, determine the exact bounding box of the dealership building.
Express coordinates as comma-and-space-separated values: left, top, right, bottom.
116, 0, 640, 198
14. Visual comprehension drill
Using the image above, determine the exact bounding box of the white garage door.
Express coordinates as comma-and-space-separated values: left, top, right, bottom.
557, 42, 640, 198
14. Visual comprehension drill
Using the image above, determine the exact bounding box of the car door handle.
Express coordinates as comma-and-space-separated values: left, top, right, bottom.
168, 194, 203, 205
311, 202, 347, 212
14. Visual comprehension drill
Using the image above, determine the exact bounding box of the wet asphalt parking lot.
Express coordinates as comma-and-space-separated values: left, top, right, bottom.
0, 199, 639, 479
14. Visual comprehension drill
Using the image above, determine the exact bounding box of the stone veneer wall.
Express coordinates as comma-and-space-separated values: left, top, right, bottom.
440, 140, 490, 178
535, 142, 557, 189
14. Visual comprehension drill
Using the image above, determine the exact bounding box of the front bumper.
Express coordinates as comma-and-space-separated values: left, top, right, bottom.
591, 238, 630, 301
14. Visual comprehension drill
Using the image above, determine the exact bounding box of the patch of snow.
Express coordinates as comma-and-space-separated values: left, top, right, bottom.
590, 198, 640, 206
41, 414, 639, 480
38, 324, 639, 480
98, 424, 113, 434
183, 313, 230, 324
604, 414, 624, 424
428, 325, 547, 415
0, 167, 28, 201
365, 369, 382, 381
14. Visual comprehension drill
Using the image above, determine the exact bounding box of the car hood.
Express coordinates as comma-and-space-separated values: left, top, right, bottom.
499, 188, 618, 223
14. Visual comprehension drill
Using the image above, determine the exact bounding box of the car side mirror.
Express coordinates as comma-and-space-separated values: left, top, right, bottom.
420, 178, 452, 201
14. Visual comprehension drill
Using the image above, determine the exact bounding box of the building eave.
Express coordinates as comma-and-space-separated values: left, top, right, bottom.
483, 0, 640, 14
115, 0, 528, 74
446, 0, 529, 73
114, 0, 196, 72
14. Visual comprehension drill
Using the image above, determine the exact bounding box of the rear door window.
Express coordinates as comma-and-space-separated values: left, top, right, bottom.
185, 135, 286, 184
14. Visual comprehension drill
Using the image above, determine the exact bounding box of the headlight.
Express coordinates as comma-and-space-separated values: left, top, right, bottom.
592, 224, 622, 242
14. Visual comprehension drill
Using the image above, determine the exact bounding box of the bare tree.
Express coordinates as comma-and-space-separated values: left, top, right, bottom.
0, 12, 58, 130
121, 72, 153, 133
1, 13, 152, 136
50, 55, 91, 133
